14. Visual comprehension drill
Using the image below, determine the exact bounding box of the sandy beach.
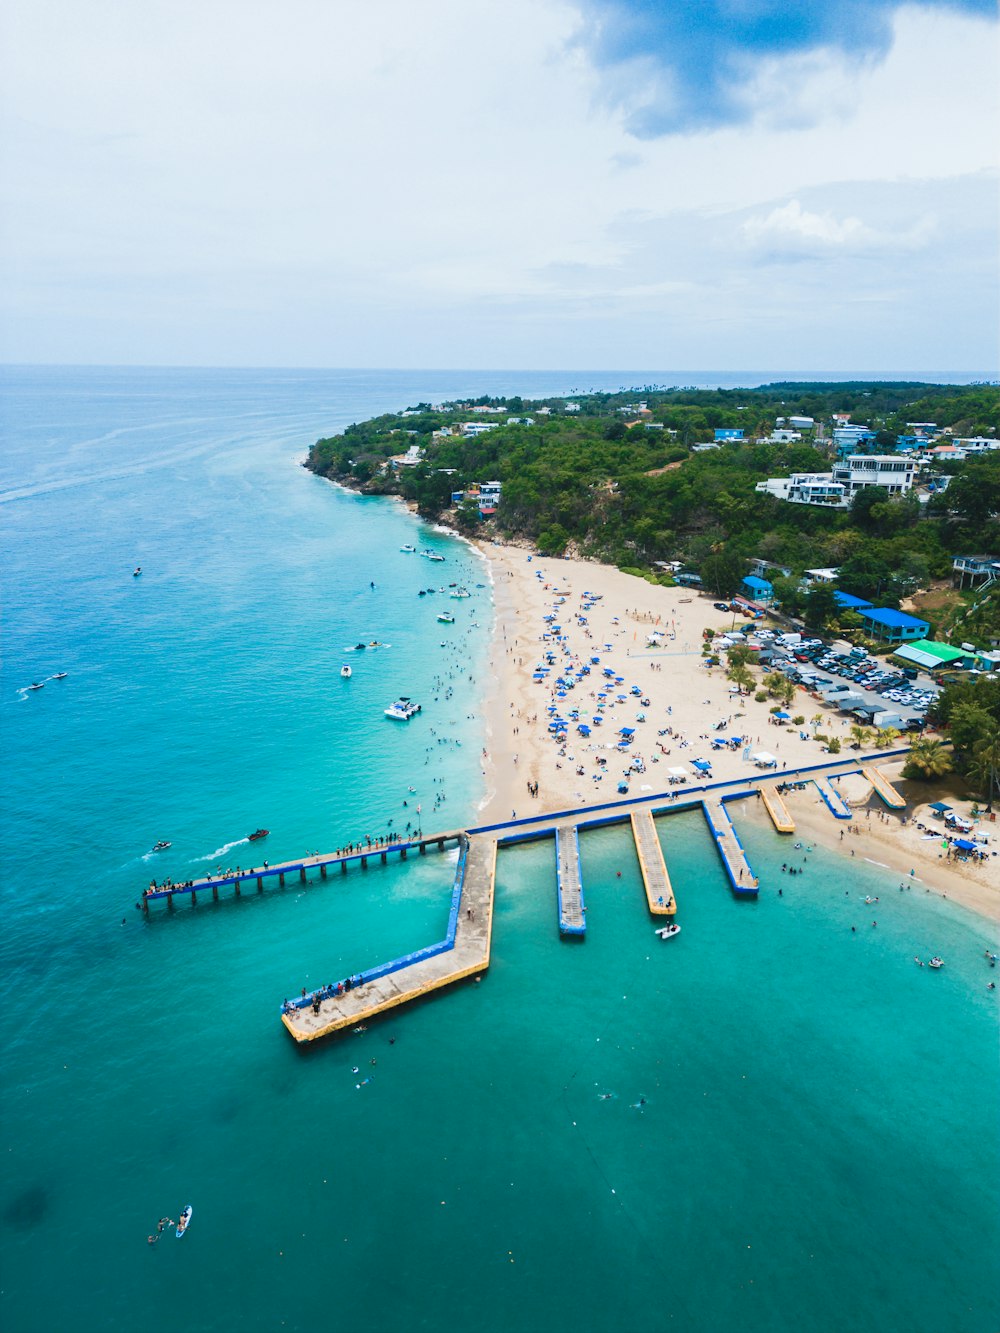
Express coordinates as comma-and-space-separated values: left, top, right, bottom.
475, 540, 1000, 925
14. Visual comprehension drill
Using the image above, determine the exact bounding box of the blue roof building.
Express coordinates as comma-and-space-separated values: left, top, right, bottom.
860, 607, 930, 643
714, 428, 745, 442
742, 574, 774, 603
833, 591, 874, 611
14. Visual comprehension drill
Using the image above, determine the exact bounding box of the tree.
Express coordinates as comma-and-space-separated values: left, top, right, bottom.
902, 738, 954, 781
849, 724, 874, 750
838, 552, 893, 601
811, 713, 823, 732
970, 730, 1000, 811
804, 582, 839, 628
874, 726, 901, 750
701, 546, 747, 598
728, 664, 755, 696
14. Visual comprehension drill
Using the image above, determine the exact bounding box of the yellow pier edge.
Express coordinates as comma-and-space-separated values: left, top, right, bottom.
630, 810, 676, 915
860, 766, 906, 810
281, 837, 498, 1044
758, 785, 795, 833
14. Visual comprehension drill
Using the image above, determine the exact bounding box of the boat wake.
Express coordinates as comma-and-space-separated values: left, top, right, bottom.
192, 838, 248, 862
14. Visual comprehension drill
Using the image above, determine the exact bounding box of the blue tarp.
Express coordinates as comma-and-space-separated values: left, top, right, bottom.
692, 759, 712, 772
953, 838, 977, 850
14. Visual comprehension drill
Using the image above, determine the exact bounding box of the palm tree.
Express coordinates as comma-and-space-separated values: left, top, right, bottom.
728, 664, 755, 696
811, 713, 824, 733
902, 738, 954, 781
849, 724, 874, 750
970, 729, 1000, 812
762, 671, 785, 697
874, 726, 901, 750
778, 678, 797, 708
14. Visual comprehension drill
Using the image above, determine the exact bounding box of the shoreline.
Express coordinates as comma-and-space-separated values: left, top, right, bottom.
473, 539, 1000, 926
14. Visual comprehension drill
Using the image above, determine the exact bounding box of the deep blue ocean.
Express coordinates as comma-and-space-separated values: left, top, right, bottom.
1, 366, 998, 1333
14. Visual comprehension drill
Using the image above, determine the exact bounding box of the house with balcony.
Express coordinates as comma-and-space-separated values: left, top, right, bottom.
832, 455, 916, 497
952, 555, 1000, 589
860, 608, 930, 644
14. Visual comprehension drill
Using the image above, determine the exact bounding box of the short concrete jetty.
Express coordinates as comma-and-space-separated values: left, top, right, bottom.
703, 799, 759, 896
556, 826, 586, 935
814, 777, 852, 820
860, 765, 906, 810
758, 786, 795, 833
281, 834, 498, 1042
630, 810, 676, 914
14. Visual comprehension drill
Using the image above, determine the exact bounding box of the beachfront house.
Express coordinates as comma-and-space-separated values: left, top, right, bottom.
892, 640, 978, 672
741, 575, 774, 604
833, 591, 874, 613
477, 481, 502, 516
714, 428, 744, 442
952, 555, 1000, 590
859, 608, 930, 644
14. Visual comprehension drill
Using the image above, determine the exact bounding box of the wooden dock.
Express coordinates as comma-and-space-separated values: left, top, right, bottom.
630, 810, 676, 914
703, 799, 759, 896
860, 765, 906, 810
281, 835, 498, 1042
555, 826, 586, 935
758, 786, 795, 833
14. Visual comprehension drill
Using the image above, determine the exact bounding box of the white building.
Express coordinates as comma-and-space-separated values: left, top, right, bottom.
788, 415, 814, 429
769, 429, 803, 443
756, 455, 916, 509
461, 422, 500, 436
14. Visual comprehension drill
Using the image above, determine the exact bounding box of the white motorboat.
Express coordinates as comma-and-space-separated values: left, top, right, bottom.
450, 587, 471, 599
928, 956, 944, 969
400, 544, 416, 553
385, 697, 422, 721
437, 612, 455, 624
655, 923, 682, 940
340, 664, 352, 678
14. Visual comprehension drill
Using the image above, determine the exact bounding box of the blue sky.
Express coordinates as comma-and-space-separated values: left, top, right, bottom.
0, 0, 997, 372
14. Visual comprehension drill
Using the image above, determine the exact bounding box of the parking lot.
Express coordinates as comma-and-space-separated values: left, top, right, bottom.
717, 623, 939, 729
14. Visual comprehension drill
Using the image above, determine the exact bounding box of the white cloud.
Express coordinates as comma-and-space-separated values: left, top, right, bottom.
0, 0, 995, 369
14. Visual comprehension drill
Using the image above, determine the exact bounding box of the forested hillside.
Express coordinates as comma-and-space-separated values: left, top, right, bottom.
306, 381, 1000, 609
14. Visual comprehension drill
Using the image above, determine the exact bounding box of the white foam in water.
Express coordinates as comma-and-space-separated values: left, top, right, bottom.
192, 837, 249, 862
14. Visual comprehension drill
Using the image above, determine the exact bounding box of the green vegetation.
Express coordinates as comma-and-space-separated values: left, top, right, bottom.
306, 381, 1000, 621
929, 678, 1000, 807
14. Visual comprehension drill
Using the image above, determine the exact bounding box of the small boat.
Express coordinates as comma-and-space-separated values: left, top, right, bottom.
152, 840, 171, 852
248, 829, 269, 841
52, 672, 68, 680
385, 697, 421, 721
400, 544, 416, 553
655, 923, 682, 940
450, 587, 471, 599
175, 1205, 193, 1239
426, 553, 445, 562
437, 612, 455, 624
341, 664, 352, 678
132, 567, 142, 577
928, 956, 944, 969
27, 682, 45, 691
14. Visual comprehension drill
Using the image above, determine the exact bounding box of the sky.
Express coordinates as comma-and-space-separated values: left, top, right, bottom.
1, 0, 997, 373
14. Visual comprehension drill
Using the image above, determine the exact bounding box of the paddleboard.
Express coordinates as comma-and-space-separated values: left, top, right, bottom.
176, 1205, 193, 1239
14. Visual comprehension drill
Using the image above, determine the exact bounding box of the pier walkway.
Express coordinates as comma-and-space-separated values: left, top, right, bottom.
758, 786, 795, 834
281, 834, 497, 1042
630, 810, 675, 914
703, 799, 759, 896
814, 777, 852, 820
556, 826, 586, 935
860, 766, 906, 810
141, 831, 463, 911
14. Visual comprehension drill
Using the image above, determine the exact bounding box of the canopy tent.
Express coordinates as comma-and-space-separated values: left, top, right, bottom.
928, 802, 952, 813
752, 751, 778, 767
692, 759, 712, 772
668, 766, 690, 777
773, 710, 791, 720
952, 838, 977, 851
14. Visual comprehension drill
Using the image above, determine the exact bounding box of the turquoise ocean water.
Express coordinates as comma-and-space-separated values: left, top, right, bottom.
1, 367, 998, 1333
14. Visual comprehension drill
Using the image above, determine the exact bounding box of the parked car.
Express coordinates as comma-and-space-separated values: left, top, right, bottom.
713, 602, 730, 612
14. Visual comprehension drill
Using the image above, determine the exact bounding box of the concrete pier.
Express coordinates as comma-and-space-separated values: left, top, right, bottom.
140, 832, 463, 911
860, 765, 906, 810
703, 799, 759, 896
814, 777, 852, 820
759, 786, 795, 833
555, 826, 586, 935
630, 810, 675, 914
281, 834, 498, 1042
